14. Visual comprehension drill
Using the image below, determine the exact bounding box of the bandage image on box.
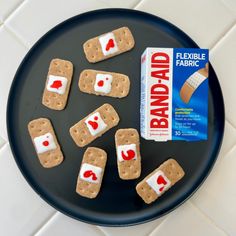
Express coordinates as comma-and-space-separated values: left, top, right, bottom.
136, 159, 185, 204
42, 58, 73, 110
140, 47, 209, 142
83, 27, 135, 63
76, 147, 107, 199
78, 69, 130, 98
28, 118, 64, 168
69, 103, 119, 147
180, 63, 209, 103
115, 128, 141, 180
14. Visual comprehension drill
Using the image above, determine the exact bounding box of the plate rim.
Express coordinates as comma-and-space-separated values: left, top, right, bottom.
6, 8, 225, 226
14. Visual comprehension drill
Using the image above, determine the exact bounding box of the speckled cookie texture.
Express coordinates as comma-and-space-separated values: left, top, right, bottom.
69, 103, 120, 147
42, 58, 73, 110
83, 26, 135, 63
78, 69, 130, 98
115, 128, 141, 180
28, 118, 64, 168
76, 147, 107, 199
136, 159, 185, 204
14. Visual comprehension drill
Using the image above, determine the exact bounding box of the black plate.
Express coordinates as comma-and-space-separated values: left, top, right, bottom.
7, 9, 224, 226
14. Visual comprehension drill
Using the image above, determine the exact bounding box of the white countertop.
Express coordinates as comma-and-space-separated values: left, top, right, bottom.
0, 0, 236, 235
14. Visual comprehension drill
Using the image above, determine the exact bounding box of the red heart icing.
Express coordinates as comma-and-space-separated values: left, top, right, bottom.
157, 175, 167, 192
83, 170, 97, 180
50, 80, 62, 89
121, 149, 135, 160
42, 141, 49, 146
97, 80, 104, 87
106, 39, 115, 51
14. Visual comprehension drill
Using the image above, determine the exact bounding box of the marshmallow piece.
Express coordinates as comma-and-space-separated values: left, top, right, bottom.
98, 32, 119, 56
79, 163, 102, 184
84, 112, 107, 136
94, 74, 113, 94
33, 132, 57, 154
46, 75, 68, 95
117, 144, 137, 162
146, 170, 171, 196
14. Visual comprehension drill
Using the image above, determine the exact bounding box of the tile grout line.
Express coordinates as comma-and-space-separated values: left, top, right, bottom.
91, 226, 107, 236
223, 143, 236, 158
131, 0, 144, 9
226, 118, 236, 130
2, 0, 26, 23
4, 25, 30, 49
220, 0, 236, 16
210, 21, 236, 52
148, 215, 172, 236
32, 211, 58, 236
133, 0, 145, 9
189, 201, 230, 236
0, 141, 9, 153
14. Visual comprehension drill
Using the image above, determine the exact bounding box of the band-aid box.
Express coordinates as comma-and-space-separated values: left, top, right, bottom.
140, 48, 209, 141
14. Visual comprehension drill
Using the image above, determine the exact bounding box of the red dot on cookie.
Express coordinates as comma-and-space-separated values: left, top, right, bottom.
97, 80, 104, 87
43, 141, 49, 146
94, 116, 98, 120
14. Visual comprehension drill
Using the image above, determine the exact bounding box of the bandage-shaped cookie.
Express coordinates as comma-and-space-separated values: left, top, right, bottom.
136, 159, 184, 204
42, 58, 73, 110
78, 69, 130, 98
180, 63, 209, 103
76, 147, 107, 199
69, 104, 119, 147
83, 27, 135, 63
28, 118, 64, 168
115, 129, 141, 180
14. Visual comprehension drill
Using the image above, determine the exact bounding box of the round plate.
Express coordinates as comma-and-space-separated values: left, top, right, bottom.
7, 9, 224, 226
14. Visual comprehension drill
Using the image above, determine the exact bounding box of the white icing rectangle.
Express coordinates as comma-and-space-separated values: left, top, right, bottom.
84, 112, 107, 136
33, 132, 57, 154
79, 163, 102, 184
46, 75, 68, 95
146, 170, 171, 196
117, 144, 137, 162
94, 73, 113, 94
99, 32, 118, 56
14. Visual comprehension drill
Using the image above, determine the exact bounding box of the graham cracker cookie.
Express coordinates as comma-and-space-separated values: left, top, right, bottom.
69, 103, 119, 147
136, 159, 185, 204
78, 69, 130, 98
83, 26, 135, 63
42, 58, 73, 110
76, 147, 107, 199
180, 63, 209, 103
115, 128, 141, 180
28, 118, 64, 168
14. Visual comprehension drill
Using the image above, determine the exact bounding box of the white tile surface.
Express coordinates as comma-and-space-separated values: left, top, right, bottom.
210, 24, 236, 127
100, 0, 140, 8
0, 136, 6, 149
0, 1, 236, 235
222, 0, 236, 13
0, 0, 24, 21
35, 212, 104, 236
5, 0, 109, 47
192, 146, 236, 236
150, 202, 226, 236
0, 144, 55, 236
99, 217, 165, 236
0, 26, 28, 140
219, 121, 236, 156
136, 0, 236, 48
